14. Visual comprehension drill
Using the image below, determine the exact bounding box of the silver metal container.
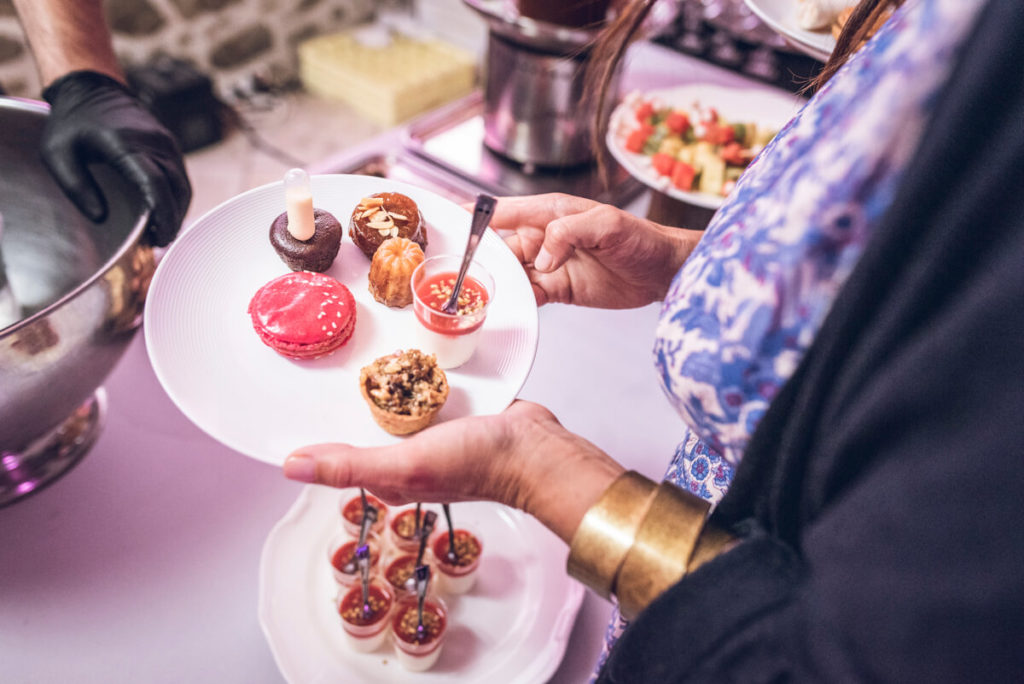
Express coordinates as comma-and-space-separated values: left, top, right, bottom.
465, 0, 613, 168
0, 97, 152, 507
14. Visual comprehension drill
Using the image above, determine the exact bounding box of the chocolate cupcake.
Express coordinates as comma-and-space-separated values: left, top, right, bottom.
269, 208, 342, 272
349, 192, 428, 259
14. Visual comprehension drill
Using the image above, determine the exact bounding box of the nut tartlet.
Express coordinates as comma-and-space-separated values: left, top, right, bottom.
359, 349, 449, 435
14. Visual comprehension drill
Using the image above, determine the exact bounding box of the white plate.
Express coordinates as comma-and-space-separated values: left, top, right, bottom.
744, 0, 836, 61
144, 175, 539, 465
259, 486, 584, 683
606, 83, 802, 209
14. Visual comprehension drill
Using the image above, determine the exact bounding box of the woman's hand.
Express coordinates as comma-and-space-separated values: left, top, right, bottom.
491, 193, 701, 308
283, 401, 624, 543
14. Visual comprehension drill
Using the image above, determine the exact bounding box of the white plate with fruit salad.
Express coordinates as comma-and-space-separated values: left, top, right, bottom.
259, 486, 584, 683
606, 83, 802, 210
145, 174, 539, 465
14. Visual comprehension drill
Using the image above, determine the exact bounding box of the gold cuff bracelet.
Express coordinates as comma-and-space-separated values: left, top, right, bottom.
567, 471, 736, 620
566, 471, 657, 599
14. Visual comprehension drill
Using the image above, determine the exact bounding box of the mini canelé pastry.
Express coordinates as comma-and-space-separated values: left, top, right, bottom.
359, 349, 448, 436
248, 271, 356, 360
349, 192, 427, 259
269, 168, 342, 272
368, 237, 424, 308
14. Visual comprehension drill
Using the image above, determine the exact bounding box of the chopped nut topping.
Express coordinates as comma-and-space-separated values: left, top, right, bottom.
427, 277, 486, 316
435, 529, 481, 567
392, 510, 420, 540
395, 604, 444, 643
363, 350, 447, 416
340, 589, 390, 626
386, 555, 416, 589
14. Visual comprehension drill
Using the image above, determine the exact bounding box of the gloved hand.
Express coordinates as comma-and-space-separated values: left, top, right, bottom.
41, 70, 192, 247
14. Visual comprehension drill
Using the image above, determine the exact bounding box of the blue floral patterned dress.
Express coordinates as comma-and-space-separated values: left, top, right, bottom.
594, 0, 984, 674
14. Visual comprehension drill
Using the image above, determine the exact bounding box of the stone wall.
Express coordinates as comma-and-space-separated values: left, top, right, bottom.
0, 0, 409, 98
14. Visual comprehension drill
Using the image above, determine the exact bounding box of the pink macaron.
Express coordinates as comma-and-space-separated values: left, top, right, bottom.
248, 271, 356, 360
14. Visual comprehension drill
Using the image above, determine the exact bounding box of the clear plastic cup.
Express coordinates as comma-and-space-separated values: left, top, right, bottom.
429, 525, 483, 595
390, 594, 449, 671
336, 578, 395, 652
411, 255, 495, 369
387, 504, 433, 554
327, 531, 382, 588
339, 491, 388, 539
383, 550, 439, 598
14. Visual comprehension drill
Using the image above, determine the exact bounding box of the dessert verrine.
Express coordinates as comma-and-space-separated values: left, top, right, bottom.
336, 577, 395, 652
349, 192, 427, 259
388, 505, 430, 554
386, 508, 438, 597
391, 593, 449, 671
359, 349, 449, 436
383, 552, 428, 597
328, 531, 382, 587
340, 491, 388, 539
411, 255, 495, 370
430, 526, 483, 594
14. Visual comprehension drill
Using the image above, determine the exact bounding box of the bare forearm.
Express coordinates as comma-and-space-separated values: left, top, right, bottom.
12, 0, 123, 87
523, 453, 624, 544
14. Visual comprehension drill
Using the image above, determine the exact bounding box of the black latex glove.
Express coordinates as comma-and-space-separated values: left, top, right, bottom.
41, 70, 192, 247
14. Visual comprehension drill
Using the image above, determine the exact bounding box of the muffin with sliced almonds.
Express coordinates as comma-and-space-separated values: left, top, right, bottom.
349, 192, 427, 259
359, 349, 448, 435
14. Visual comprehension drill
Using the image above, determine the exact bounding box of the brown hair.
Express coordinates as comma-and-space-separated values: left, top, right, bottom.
810, 0, 906, 88
587, 0, 906, 184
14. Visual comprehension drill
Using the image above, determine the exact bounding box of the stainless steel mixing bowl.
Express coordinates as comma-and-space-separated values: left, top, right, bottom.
0, 97, 153, 507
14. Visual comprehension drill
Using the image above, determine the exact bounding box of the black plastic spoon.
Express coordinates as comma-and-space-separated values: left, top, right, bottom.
441, 503, 459, 565
414, 564, 430, 643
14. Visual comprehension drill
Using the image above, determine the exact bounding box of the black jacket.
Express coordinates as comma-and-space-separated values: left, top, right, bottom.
600, 1, 1024, 681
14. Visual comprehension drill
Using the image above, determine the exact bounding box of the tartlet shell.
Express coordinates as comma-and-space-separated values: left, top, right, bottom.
359, 355, 449, 436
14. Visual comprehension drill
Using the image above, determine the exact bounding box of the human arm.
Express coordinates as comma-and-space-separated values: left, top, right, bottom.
604, 1, 1024, 678
491, 193, 701, 308
600, 268, 1024, 682
12, 0, 123, 85
285, 400, 624, 544
11, 0, 191, 247
285, 396, 735, 620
